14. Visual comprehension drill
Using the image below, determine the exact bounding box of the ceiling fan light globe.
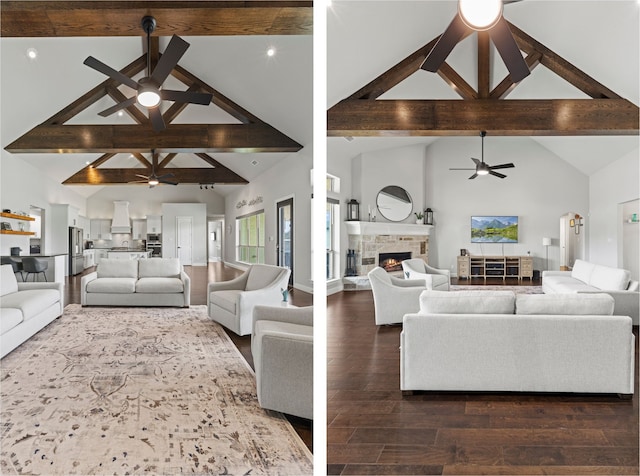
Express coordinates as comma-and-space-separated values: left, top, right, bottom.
148, 179, 159, 186
137, 89, 161, 108
458, 0, 502, 31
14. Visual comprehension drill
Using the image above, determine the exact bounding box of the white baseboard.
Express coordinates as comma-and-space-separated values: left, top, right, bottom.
327, 279, 344, 295
294, 282, 313, 294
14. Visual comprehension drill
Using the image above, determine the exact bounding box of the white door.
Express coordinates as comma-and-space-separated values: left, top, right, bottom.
176, 216, 193, 265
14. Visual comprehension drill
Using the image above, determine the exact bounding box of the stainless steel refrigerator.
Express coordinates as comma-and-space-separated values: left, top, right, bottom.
69, 226, 84, 275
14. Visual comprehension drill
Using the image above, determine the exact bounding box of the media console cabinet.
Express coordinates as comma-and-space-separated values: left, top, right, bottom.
457, 255, 533, 281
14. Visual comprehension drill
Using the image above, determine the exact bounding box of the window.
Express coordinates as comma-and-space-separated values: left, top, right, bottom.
327, 199, 340, 280
236, 210, 265, 264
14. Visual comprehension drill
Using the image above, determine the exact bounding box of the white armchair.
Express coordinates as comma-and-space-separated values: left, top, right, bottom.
368, 266, 428, 325
207, 264, 290, 336
251, 305, 313, 420
401, 258, 451, 291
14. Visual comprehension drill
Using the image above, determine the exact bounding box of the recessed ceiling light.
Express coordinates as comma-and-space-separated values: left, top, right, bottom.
117, 111, 124, 117
26, 48, 38, 60
266, 47, 276, 57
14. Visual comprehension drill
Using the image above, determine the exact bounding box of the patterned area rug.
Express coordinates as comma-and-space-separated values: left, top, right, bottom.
451, 285, 543, 294
0, 305, 313, 475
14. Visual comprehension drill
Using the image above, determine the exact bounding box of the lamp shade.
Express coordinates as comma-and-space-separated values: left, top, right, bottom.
542, 237, 552, 247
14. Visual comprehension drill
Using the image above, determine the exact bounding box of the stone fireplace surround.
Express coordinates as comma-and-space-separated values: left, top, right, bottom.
344, 221, 434, 290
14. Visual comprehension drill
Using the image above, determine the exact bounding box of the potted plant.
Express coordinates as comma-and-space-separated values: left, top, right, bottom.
414, 212, 424, 224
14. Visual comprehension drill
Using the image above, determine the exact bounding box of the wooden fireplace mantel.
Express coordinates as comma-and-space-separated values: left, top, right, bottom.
345, 221, 434, 236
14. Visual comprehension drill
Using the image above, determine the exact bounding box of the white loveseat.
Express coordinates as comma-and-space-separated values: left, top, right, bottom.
1, 264, 64, 358
401, 290, 635, 396
543, 259, 639, 325
81, 258, 190, 307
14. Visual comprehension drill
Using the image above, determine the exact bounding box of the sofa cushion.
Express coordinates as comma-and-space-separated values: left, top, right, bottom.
0, 307, 23, 335
138, 258, 181, 278
0, 289, 60, 321
589, 265, 630, 291
246, 265, 283, 291
420, 290, 515, 314
571, 259, 595, 284
86, 278, 137, 294
1, 264, 18, 297
544, 276, 600, 293
136, 277, 184, 293
209, 290, 241, 314
97, 259, 138, 279
516, 293, 615, 315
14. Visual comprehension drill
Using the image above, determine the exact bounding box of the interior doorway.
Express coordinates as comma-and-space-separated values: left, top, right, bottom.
277, 197, 293, 287
619, 199, 639, 282
208, 218, 224, 262
176, 216, 193, 265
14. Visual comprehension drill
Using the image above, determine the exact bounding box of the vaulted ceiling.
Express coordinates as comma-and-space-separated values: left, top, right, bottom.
1, 1, 312, 196
327, 1, 640, 175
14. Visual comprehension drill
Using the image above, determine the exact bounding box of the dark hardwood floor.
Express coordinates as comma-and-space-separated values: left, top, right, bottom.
64, 262, 313, 452
327, 289, 639, 475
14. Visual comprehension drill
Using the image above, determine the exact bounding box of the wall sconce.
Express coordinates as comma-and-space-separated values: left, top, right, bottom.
347, 199, 360, 221
569, 214, 583, 234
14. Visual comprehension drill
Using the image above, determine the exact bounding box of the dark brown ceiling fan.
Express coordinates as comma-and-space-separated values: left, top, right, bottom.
131, 150, 178, 188
421, 0, 530, 83
449, 131, 515, 179
84, 15, 213, 132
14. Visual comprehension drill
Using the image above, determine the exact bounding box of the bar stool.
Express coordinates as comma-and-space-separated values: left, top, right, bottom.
1, 256, 23, 281
22, 257, 48, 282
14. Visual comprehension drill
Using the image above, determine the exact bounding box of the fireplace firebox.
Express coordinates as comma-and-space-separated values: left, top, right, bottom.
379, 252, 412, 272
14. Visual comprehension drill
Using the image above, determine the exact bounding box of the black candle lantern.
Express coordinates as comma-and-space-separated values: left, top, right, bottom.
425, 208, 433, 225
347, 199, 360, 221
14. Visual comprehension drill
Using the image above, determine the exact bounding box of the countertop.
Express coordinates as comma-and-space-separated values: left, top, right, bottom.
3, 253, 67, 258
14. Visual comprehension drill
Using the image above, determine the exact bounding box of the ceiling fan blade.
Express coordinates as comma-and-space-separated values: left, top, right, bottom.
149, 107, 166, 131
135, 174, 150, 179
468, 173, 478, 180
471, 157, 481, 166
150, 35, 190, 86
83, 56, 140, 90
160, 179, 178, 186
157, 172, 175, 179
98, 97, 137, 117
488, 18, 530, 83
160, 89, 213, 105
421, 14, 471, 72
489, 170, 507, 179
129, 180, 150, 184
449, 168, 475, 170
489, 163, 515, 170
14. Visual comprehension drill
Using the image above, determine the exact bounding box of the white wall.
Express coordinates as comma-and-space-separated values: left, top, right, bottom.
224, 150, 313, 292
589, 148, 640, 269
161, 203, 208, 266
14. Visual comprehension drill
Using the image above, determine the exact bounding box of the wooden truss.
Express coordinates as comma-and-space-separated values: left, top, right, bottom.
5, 37, 303, 185
327, 21, 639, 137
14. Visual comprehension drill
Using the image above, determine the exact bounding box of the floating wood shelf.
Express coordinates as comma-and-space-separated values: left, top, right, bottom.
0, 212, 35, 221
0, 230, 35, 235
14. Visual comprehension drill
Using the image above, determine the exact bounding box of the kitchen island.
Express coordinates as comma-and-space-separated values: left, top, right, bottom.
106, 250, 152, 260
2, 254, 66, 283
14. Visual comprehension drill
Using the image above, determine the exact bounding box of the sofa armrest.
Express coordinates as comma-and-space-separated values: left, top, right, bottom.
207, 271, 249, 294
391, 276, 427, 288
80, 272, 97, 306
180, 270, 191, 307
252, 305, 313, 337
542, 270, 571, 277
425, 264, 451, 278
17, 281, 63, 293
578, 289, 639, 325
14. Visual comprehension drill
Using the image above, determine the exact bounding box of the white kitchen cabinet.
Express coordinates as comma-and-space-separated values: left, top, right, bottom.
78, 216, 90, 239
132, 219, 147, 240
146, 215, 162, 234
83, 249, 95, 269
94, 249, 109, 265
90, 219, 112, 240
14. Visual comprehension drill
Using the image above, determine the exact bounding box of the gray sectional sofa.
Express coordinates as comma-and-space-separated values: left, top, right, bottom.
543, 259, 639, 325
1, 264, 64, 358
81, 258, 190, 307
401, 290, 635, 396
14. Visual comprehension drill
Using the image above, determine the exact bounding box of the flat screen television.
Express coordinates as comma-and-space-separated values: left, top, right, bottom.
471, 216, 518, 243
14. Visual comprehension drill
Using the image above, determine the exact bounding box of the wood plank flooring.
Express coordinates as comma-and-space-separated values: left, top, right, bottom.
64, 262, 313, 452
327, 289, 639, 475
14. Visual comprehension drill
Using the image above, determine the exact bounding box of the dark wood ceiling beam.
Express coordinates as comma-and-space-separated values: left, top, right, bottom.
490, 51, 542, 99
63, 167, 249, 185
43, 56, 146, 125
161, 85, 205, 125
195, 153, 221, 168
171, 65, 255, 124
6, 123, 303, 153
508, 21, 623, 100
132, 153, 151, 168
157, 153, 177, 170
89, 153, 117, 168
1, 1, 313, 37
327, 99, 640, 136
437, 63, 477, 100
477, 32, 490, 99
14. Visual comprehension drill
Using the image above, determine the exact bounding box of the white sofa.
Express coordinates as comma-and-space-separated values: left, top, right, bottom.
251, 305, 313, 420
543, 259, 639, 325
1, 264, 64, 358
401, 290, 635, 396
81, 258, 190, 307
401, 258, 450, 291
208, 264, 291, 336
368, 266, 428, 325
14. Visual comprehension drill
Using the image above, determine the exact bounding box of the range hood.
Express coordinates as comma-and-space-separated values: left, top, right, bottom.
111, 201, 131, 233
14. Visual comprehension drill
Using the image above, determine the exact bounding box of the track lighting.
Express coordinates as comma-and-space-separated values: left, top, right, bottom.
199, 183, 215, 190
